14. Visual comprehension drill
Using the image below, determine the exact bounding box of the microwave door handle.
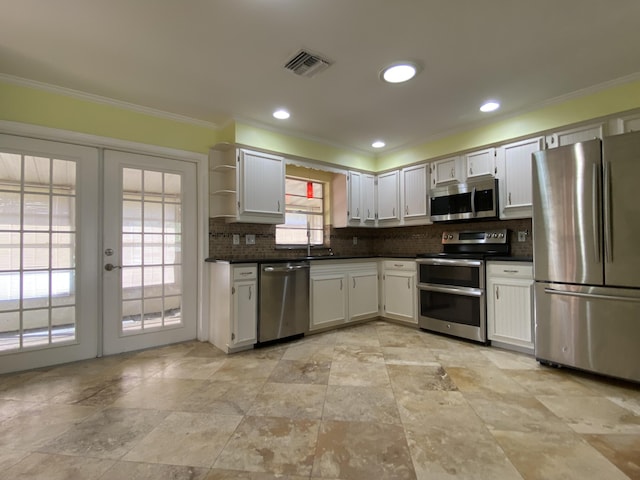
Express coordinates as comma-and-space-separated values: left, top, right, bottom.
471, 187, 477, 217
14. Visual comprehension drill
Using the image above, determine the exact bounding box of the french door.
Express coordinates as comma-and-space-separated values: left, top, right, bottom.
102, 150, 197, 355
0, 134, 99, 374
0, 134, 200, 373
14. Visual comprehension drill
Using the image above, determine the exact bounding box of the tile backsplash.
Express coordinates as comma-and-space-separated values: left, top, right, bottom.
209, 218, 532, 260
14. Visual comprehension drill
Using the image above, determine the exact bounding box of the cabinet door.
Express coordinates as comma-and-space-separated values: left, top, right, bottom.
498, 137, 543, 219
466, 148, 495, 179
545, 123, 604, 149
237, 149, 285, 222
377, 170, 400, 221
402, 164, 428, 219
232, 279, 257, 347
432, 157, 459, 187
362, 173, 376, 223
487, 279, 533, 349
349, 271, 379, 321
383, 271, 416, 323
310, 274, 347, 330
348, 171, 362, 223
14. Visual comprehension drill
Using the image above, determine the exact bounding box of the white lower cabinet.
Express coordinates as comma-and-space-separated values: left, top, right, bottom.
310, 272, 348, 330
209, 263, 257, 353
381, 260, 417, 324
486, 261, 534, 353
310, 261, 378, 331
349, 270, 379, 321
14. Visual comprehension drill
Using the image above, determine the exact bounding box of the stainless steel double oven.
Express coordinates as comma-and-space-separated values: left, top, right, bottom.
417, 229, 509, 343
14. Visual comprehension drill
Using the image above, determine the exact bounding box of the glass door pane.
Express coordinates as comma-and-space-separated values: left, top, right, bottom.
120, 168, 183, 334
0, 152, 77, 352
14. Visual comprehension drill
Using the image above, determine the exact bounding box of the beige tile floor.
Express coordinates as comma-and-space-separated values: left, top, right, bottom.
1, 321, 639, 480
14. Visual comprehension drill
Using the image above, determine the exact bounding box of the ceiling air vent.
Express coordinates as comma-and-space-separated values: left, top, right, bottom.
284, 49, 333, 78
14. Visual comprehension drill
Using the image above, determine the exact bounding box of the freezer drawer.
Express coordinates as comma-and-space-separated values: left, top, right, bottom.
534, 282, 640, 383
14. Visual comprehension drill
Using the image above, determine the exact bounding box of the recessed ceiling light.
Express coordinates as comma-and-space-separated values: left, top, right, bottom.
480, 101, 500, 112
371, 140, 386, 149
380, 62, 419, 84
273, 109, 290, 120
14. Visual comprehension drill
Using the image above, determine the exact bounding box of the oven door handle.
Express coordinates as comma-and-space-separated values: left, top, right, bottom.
417, 283, 484, 297
417, 258, 483, 267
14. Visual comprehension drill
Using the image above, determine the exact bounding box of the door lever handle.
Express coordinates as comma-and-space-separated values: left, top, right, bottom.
104, 263, 122, 271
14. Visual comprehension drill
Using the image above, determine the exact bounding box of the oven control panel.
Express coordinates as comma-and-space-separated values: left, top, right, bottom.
442, 229, 507, 245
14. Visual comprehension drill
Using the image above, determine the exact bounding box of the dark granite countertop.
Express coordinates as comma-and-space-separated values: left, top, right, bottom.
205, 254, 417, 264
488, 256, 533, 262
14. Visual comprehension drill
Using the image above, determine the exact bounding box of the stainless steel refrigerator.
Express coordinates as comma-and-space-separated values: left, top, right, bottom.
532, 130, 640, 383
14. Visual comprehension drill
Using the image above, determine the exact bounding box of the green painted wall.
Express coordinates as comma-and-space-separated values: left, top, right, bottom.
234, 122, 375, 171
0, 81, 220, 153
376, 79, 640, 171
3, 77, 640, 171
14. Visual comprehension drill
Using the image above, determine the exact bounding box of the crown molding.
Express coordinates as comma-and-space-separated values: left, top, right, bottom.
0, 73, 219, 130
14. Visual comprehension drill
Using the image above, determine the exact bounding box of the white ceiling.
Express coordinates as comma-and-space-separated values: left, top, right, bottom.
2, 0, 640, 154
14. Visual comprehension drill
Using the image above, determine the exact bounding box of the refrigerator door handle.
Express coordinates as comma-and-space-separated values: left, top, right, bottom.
603, 160, 613, 263
592, 162, 601, 263
544, 287, 640, 303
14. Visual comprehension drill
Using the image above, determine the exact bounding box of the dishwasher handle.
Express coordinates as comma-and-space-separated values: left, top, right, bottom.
262, 263, 310, 273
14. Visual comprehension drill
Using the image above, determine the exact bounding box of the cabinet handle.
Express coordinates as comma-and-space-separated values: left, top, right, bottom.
232, 286, 235, 295
340, 279, 343, 291
277, 200, 281, 212
356, 207, 359, 217
407, 277, 411, 289
393, 263, 403, 267
508, 192, 512, 205
248, 286, 252, 300
503, 269, 519, 273
367, 209, 370, 218
405, 205, 409, 215
392, 207, 396, 217
496, 286, 499, 300
353, 278, 356, 289
469, 166, 473, 175
451, 168, 455, 178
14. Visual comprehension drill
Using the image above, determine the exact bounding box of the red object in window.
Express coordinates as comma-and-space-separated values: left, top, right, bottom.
307, 182, 313, 199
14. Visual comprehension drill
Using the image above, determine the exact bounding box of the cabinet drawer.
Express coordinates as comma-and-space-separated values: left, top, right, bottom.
487, 262, 532, 279
383, 260, 416, 271
233, 265, 257, 280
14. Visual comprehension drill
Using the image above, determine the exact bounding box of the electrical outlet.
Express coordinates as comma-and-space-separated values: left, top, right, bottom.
232, 234, 240, 245
517, 230, 528, 242
246, 234, 256, 245
353, 236, 358, 246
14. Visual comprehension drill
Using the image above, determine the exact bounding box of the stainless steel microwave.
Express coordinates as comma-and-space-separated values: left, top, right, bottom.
430, 178, 499, 222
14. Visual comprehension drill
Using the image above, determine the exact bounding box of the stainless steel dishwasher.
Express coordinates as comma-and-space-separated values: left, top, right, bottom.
258, 261, 310, 343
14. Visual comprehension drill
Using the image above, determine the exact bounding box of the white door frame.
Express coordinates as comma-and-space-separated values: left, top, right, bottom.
0, 120, 210, 359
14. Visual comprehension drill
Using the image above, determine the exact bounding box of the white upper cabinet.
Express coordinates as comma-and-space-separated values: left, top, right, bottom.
431, 156, 461, 187
465, 147, 496, 179
237, 149, 285, 223
545, 123, 605, 149
401, 164, 429, 221
496, 136, 544, 219
611, 113, 640, 134
347, 171, 362, 223
362, 173, 377, 223
377, 170, 400, 222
